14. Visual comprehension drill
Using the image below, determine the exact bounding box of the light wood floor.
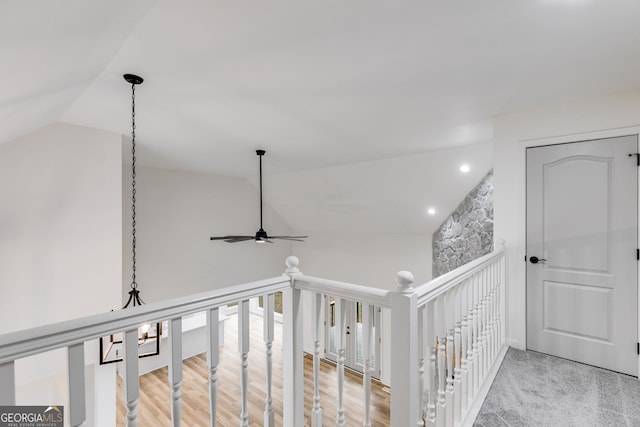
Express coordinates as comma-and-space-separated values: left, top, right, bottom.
116, 312, 390, 426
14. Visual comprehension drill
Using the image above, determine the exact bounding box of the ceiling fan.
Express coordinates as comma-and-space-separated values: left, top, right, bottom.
210, 150, 307, 243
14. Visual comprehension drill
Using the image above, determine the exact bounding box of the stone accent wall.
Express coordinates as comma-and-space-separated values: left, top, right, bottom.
432, 170, 493, 278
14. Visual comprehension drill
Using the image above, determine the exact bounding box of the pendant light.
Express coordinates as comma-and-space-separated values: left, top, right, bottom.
100, 74, 161, 364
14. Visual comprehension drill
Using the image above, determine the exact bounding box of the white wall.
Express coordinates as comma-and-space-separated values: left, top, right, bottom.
493, 88, 640, 348
122, 166, 294, 303
0, 122, 122, 426
293, 232, 431, 290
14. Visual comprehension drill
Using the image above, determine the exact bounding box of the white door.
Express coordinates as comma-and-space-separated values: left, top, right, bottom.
326, 297, 382, 379
526, 135, 638, 375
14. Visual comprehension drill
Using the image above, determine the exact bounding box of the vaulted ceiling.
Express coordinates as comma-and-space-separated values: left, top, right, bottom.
3, 1, 640, 234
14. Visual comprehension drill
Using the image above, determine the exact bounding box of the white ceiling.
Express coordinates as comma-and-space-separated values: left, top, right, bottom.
3, 0, 640, 178
261, 142, 493, 235
3, 1, 640, 237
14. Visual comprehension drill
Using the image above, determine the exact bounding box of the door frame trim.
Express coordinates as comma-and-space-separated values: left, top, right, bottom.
517, 126, 640, 376
323, 296, 382, 379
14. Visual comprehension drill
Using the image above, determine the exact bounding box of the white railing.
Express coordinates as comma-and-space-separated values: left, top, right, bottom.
0, 243, 506, 427
292, 273, 391, 427
0, 275, 292, 427
414, 240, 507, 427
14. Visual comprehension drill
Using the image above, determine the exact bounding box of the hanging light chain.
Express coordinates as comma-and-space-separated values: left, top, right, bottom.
131, 81, 137, 290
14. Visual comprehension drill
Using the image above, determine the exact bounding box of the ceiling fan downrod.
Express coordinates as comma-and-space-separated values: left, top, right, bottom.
257, 149, 265, 231
210, 150, 308, 244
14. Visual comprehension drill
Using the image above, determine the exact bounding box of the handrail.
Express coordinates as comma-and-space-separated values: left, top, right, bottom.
294, 275, 392, 308
415, 244, 505, 307
0, 276, 290, 364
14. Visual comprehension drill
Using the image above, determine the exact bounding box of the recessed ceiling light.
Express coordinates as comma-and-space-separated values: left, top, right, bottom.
460, 164, 470, 173
427, 208, 436, 215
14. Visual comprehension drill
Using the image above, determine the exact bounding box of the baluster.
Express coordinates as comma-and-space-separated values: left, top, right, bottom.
425, 300, 437, 427
481, 267, 489, 376
445, 290, 454, 427
169, 317, 183, 427
207, 308, 220, 427
363, 303, 374, 427
238, 300, 250, 427
123, 328, 140, 427
436, 295, 446, 427
484, 266, 491, 377
482, 267, 490, 377
493, 261, 500, 356
481, 269, 488, 378
487, 263, 494, 362
416, 305, 425, 427
490, 262, 498, 361
484, 265, 491, 376
498, 255, 505, 348
472, 272, 480, 395
335, 298, 347, 427
264, 294, 275, 427
477, 269, 486, 381
0, 361, 15, 405
459, 279, 469, 413
68, 343, 86, 427
466, 275, 475, 404
487, 263, 495, 364
486, 265, 494, 365
453, 286, 462, 425
497, 240, 506, 349
482, 267, 490, 369
311, 293, 323, 427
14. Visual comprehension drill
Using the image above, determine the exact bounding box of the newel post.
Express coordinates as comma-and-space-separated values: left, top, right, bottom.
283, 256, 304, 427
390, 271, 419, 427
0, 362, 15, 405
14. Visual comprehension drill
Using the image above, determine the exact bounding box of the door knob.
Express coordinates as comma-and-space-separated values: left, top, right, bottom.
529, 256, 547, 264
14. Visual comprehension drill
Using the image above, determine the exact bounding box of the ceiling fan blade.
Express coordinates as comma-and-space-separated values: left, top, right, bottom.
224, 237, 255, 243
210, 235, 253, 240
270, 236, 308, 239
270, 236, 307, 242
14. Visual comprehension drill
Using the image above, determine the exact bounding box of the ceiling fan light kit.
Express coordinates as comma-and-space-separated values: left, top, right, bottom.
210, 150, 307, 244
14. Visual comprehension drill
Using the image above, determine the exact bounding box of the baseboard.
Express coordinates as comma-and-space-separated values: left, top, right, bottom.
505, 338, 524, 350
460, 345, 509, 427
